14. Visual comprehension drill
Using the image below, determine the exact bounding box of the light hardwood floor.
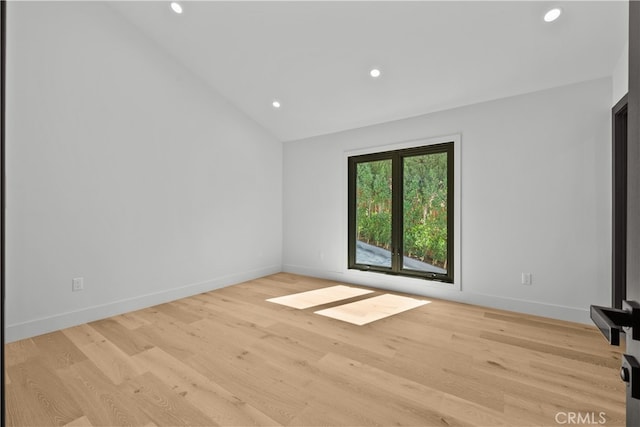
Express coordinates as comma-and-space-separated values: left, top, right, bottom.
5, 273, 626, 426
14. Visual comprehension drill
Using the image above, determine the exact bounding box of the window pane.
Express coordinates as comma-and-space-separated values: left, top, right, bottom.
355, 159, 393, 268
403, 152, 448, 275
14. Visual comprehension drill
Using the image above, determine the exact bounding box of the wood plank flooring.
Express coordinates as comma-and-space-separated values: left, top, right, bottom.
4, 273, 626, 426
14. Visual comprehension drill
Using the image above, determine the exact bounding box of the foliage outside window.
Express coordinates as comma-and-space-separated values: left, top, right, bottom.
348, 143, 454, 283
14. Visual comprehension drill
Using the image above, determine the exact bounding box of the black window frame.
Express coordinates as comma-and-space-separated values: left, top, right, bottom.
348, 142, 454, 283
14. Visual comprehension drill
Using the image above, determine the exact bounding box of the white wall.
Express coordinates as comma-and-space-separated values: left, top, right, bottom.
283, 78, 612, 324
613, 40, 629, 105
5, 2, 283, 341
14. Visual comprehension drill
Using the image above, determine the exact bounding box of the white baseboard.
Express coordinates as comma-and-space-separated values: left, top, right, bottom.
282, 264, 591, 325
5, 265, 282, 343
7, 263, 592, 343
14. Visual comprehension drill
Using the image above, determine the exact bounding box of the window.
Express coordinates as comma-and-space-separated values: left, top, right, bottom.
348, 142, 454, 283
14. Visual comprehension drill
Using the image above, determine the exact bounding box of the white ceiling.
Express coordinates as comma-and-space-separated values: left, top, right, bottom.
110, 1, 628, 142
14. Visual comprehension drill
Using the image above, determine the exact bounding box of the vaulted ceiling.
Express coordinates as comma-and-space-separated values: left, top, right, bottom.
110, 1, 628, 142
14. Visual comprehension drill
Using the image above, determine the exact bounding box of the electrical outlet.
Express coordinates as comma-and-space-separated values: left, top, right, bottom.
521, 273, 532, 286
72, 277, 84, 292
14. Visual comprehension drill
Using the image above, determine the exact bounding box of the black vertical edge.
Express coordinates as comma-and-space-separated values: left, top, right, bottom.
627, 0, 640, 304
612, 94, 628, 309
392, 152, 402, 272
625, 2, 640, 420
347, 157, 356, 269
1, 0, 6, 424
447, 141, 454, 284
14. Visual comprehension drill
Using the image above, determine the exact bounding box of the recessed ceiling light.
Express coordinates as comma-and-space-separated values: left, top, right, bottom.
544, 7, 562, 23
370, 68, 381, 78
170, 2, 183, 14
272, 100, 281, 109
